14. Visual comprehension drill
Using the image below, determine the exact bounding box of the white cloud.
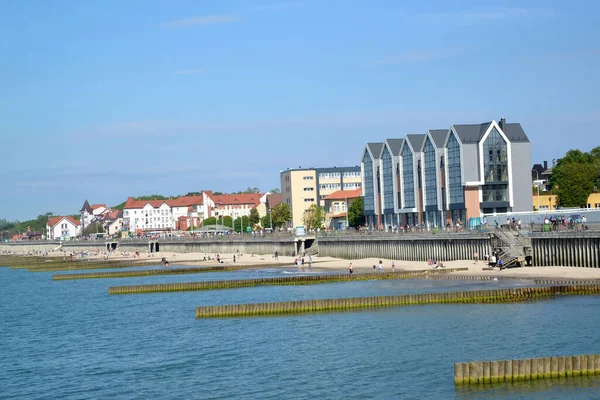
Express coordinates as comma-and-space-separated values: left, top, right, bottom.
160, 14, 240, 28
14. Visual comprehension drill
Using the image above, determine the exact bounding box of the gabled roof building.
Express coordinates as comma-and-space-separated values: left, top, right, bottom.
362, 118, 532, 229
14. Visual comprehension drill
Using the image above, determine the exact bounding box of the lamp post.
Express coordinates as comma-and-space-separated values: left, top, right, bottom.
532, 169, 540, 211
345, 197, 349, 229
269, 207, 273, 230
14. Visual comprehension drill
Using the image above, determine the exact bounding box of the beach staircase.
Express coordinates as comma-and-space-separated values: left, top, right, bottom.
491, 229, 532, 267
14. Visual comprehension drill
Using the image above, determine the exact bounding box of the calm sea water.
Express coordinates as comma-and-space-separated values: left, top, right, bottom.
1, 266, 600, 400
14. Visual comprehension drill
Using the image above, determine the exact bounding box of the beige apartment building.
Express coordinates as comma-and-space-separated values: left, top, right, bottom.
281, 166, 362, 228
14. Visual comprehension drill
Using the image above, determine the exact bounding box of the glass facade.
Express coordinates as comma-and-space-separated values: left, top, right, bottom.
447, 133, 464, 204
401, 145, 415, 208
423, 137, 437, 207
482, 127, 508, 203
363, 152, 374, 212
382, 147, 394, 211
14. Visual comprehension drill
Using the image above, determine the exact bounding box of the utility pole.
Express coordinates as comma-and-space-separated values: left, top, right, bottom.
532, 169, 540, 211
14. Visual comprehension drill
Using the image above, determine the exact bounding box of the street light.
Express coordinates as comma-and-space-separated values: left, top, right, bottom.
345, 197, 349, 229
532, 169, 540, 211
269, 207, 273, 230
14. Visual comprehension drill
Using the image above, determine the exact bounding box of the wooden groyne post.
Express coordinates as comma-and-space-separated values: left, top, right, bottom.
454, 354, 600, 385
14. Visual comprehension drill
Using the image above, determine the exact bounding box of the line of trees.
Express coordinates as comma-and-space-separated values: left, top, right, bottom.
549, 147, 600, 208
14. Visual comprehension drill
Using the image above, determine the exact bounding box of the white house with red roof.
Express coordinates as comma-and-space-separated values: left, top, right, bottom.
46, 216, 81, 240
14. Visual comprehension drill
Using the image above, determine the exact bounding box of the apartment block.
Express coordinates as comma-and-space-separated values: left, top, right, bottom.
362, 118, 532, 229
281, 166, 362, 228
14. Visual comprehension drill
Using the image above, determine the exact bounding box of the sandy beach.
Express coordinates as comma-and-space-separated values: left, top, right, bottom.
24, 248, 600, 281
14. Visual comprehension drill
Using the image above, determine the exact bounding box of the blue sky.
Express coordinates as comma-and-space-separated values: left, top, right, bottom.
1, 0, 599, 221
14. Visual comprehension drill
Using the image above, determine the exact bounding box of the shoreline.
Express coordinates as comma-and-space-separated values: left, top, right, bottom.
4, 250, 600, 280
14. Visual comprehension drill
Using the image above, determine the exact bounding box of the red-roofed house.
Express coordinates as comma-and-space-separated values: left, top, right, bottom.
323, 189, 362, 229
204, 192, 267, 220
46, 216, 81, 240
122, 194, 206, 233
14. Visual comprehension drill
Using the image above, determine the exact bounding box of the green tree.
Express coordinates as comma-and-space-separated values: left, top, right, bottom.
348, 197, 364, 228
303, 204, 324, 230
260, 215, 271, 229
243, 187, 261, 194
233, 216, 250, 232
269, 188, 280, 194
248, 208, 260, 227
202, 216, 233, 228
83, 222, 105, 235
271, 203, 291, 227
554, 163, 596, 207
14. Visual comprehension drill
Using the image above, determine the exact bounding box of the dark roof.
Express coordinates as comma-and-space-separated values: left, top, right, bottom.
428, 129, 449, 148
452, 123, 490, 143
503, 123, 529, 142
452, 120, 529, 143
80, 200, 92, 213
366, 142, 384, 159
405, 134, 426, 151
384, 138, 404, 156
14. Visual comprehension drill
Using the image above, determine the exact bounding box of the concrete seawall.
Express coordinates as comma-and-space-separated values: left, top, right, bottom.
2, 233, 599, 267
532, 235, 600, 268
317, 235, 490, 262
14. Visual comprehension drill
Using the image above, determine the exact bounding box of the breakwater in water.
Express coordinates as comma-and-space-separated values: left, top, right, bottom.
107, 268, 467, 294
195, 284, 600, 318
53, 263, 288, 280
454, 354, 600, 385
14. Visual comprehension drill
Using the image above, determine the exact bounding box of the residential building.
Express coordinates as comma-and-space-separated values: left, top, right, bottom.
121, 192, 269, 234
534, 193, 600, 211
281, 166, 362, 228
323, 188, 362, 230
46, 216, 81, 239
363, 118, 532, 228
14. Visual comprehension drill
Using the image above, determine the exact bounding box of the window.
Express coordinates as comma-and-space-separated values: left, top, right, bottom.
402, 145, 415, 208
382, 146, 394, 210
303, 187, 314, 191
303, 176, 314, 180
423, 137, 438, 207
447, 133, 464, 204
334, 204, 340, 213
319, 183, 341, 191
304, 198, 315, 202
482, 127, 508, 203
319, 172, 341, 180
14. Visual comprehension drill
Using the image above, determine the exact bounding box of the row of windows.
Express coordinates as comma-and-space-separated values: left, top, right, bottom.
320, 184, 341, 190
401, 145, 415, 208
303, 187, 314, 191
304, 198, 315, 202
423, 138, 438, 207
343, 171, 361, 178
382, 147, 394, 210
319, 172, 340, 179
303, 176, 314, 180
343, 182, 361, 189
363, 153, 375, 211
330, 203, 348, 213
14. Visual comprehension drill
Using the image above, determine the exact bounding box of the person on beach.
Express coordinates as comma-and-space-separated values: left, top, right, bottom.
274, 251, 278, 261
391, 261, 395, 271
308, 255, 312, 268
373, 264, 376, 271
349, 263, 353, 274
474, 250, 479, 264
498, 258, 504, 270
233, 255, 236, 263
378, 260, 383, 272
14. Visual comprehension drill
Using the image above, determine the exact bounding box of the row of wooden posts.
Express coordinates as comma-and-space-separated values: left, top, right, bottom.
195, 284, 600, 318
106, 268, 466, 294
52, 262, 289, 280
454, 354, 600, 385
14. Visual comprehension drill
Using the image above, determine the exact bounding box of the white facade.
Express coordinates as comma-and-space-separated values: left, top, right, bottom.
46, 217, 81, 240
124, 202, 172, 232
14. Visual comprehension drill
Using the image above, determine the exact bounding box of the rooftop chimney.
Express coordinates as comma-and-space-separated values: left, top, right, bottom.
500, 117, 506, 131
543, 161, 548, 170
